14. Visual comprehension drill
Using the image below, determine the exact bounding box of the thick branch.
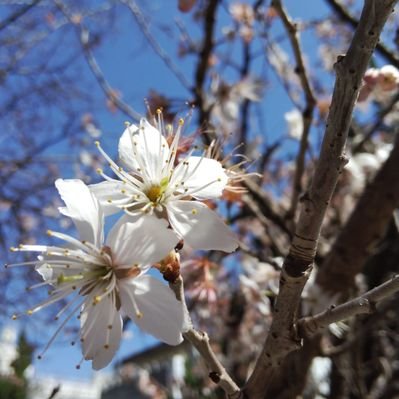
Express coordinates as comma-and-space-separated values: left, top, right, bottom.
326, 0, 399, 68
244, 1, 397, 397
291, 0, 397, 262
299, 275, 399, 338
317, 133, 399, 293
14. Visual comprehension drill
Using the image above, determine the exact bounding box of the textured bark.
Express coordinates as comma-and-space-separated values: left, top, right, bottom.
243, 1, 398, 397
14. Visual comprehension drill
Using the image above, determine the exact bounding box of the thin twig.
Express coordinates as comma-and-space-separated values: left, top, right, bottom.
53, 0, 142, 121
79, 26, 142, 122
244, 179, 292, 237
170, 276, 241, 399
298, 275, 399, 338
271, 0, 316, 222
194, 0, 220, 145
0, 0, 42, 32
353, 91, 399, 153
326, 0, 399, 68
122, 0, 192, 91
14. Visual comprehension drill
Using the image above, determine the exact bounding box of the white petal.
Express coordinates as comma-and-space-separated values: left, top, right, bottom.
106, 214, 179, 267
81, 295, 122, 370
167, 200, 238, 252
55, 179, 104, 247
118, 123, 139, 171
171, 157, 228, 199
90, 180, 125, 216
118, 119, 169, 182
119, 275, 185, 345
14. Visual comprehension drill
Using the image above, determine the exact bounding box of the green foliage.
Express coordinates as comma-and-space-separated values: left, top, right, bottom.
11, 331, 34, 379
0, 330, 34, 399
0, 376, 27, 399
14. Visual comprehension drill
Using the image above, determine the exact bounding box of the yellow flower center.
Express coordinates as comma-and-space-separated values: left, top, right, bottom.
145, 178, 169, 203
146, 185, 162, 202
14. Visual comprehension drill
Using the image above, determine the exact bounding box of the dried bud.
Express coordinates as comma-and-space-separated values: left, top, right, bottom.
158, 251, 181, 283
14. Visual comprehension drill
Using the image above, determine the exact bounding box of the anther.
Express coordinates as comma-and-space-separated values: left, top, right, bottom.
12, 315, 17, 320
47, 230, 53, 236
93, 295, 101, 305
136, 311, 143, 319
95, 141, 100, 147
96, 168, 103, 174
191, 209, 198, 215
27, 310, 33, 316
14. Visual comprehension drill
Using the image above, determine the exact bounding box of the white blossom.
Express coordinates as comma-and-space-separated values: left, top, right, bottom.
208, 75, 264, 127
91, 116, 238, 252
284, 108, 303, 140
9, 179, 186, 369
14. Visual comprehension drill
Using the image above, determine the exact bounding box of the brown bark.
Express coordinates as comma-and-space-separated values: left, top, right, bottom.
317, 135, 399, 293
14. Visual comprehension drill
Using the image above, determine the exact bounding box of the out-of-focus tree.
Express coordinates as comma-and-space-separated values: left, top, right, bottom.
2, 0, 399, 398
0, 331, 33, 399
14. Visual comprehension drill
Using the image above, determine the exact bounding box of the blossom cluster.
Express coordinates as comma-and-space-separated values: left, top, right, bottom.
8, 115, 238, 369
358, 65, 399, 103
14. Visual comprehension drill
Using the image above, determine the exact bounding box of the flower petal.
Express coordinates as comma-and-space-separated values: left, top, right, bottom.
106, 214, 179, 267
119, 275, 186, 345
171, 157, 228, 199
167, 200, 238, 252
80, 295, 122, 370
118, 119, 169, 182
90, 180, 125, 216
55, 179, 104, 247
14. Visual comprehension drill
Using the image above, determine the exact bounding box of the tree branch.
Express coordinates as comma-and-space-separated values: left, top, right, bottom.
170, 276, 241, 399
298, 275, 399, 338
243, 1, 397, 397
194, 0, 220, 145
0, 0, 42, 32
122, 0, 192, 92
326, 0, 399, 68
271, 0, 316, 222
317, 132, 399, 293
54, 0, 142, 122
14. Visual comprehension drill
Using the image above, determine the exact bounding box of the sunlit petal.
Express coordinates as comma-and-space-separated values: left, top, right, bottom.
119, 275, 186, 345
167, 200, 238, 252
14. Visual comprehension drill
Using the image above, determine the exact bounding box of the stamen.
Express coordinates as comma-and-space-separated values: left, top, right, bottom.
26, 279, 56, 291
173, 178, 222, 200
76, 357, 85, 369
123, 288, 143, 319
37, 297, 86, 360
